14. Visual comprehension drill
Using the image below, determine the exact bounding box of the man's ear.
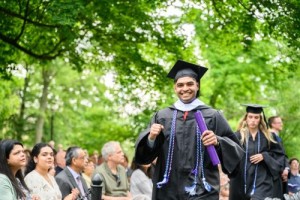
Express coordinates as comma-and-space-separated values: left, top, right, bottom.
72, 157, 76, 165
107, 154, 112, 161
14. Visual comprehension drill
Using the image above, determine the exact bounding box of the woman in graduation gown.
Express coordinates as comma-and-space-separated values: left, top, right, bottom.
229, 104, 286, 200
135, 60, 244, 200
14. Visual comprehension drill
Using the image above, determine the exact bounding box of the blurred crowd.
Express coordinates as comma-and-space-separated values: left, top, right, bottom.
1, 128, 300, 200
1, 136, 300, 200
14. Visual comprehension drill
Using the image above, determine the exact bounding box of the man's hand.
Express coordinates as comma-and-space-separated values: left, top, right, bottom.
282, 168, 289, 182
148, 123, 164, 140
201, 130, 218, 146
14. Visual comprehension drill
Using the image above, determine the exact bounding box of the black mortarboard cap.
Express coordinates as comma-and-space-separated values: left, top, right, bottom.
167, 60, 208, 82
241, 103, 266, 114
242, 103, 269, 127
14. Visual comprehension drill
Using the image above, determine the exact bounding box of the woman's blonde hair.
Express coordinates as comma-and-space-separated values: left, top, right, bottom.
237, 113, 276, 146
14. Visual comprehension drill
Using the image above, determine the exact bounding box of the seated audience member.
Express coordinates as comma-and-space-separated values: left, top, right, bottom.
82, 158, 95, 188
0, 139, 34, 200
49, 164, 56, 177
25, 143, 78, 200
57, 144, 64, 152
97, 154, 104, 166
122, 154, 133, 181
55, 146, 89, 200
93, 141, 132, 200
288, 158, 300, 194
48, 140, 55, 149
91, 150, 99, 166
21, 149, 31, 175
130, 157, 152, 200
55, 150, 66, 176
219, 170, 230, 200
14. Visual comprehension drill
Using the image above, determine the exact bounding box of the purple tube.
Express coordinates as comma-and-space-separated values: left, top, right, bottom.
194, 111, 220, 166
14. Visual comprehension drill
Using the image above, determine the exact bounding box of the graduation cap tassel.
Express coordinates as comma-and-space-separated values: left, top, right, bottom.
156, 110, 177, 189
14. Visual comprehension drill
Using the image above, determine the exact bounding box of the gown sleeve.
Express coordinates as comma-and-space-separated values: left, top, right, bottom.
261, 133, 286, 180
135, 112, 165, 165
212, 111, 244, 175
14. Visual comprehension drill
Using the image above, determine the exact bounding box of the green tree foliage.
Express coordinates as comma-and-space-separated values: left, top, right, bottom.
0, 75, 23, 139
180, 0, 300, 157
1, 0, 299, 158
0, 0, 185, 150
0, 0, 183, 79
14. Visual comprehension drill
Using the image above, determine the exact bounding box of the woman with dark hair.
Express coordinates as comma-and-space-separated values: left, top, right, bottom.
0, 139, 36, 199
25, 143, 78, 200
288, 158, 300, 195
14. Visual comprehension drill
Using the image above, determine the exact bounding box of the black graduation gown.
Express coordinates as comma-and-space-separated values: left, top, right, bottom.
229, 132, 286, 200
135, 104, 244, 200
272, 133, 289, 199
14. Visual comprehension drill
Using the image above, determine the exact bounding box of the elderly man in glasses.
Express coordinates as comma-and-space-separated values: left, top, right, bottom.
93, 141, 132, 200
55, 146, 89, 200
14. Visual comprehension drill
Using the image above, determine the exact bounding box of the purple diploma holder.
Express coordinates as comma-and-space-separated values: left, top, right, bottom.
194, 112, 220, 166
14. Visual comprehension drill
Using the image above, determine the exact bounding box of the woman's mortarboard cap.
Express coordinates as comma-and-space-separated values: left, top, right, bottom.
242, 103, 269, 128
167, 60, 208, 82
241, 103, 267, 114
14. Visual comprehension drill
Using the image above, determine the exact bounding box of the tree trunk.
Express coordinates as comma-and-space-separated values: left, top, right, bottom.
16, 65, 30, 141
35, 67, 51, 143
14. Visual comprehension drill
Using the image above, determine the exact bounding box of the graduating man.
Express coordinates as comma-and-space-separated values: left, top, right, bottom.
135, 60, 244, 200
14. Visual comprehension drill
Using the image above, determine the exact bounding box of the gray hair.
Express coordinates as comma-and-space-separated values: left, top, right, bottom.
65, 146, 81, 166
101, 141, 120, 161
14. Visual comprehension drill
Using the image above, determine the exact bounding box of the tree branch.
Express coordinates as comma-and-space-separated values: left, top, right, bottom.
237, 0, 256, 16
15, 0, 30, 41
0, 32, 64, 60
211, 0, 226, 20
0, 6, 61, 28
